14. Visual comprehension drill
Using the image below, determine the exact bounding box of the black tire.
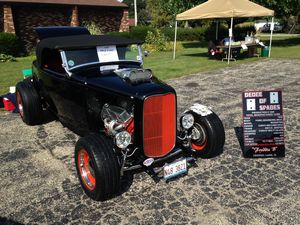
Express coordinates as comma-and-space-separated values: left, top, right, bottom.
16, 79, 43, 125
75, 133, 120, 201
186, 111, 225, 158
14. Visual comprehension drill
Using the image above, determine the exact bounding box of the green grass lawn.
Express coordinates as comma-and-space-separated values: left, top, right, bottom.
144, 43, 259, 80
144, 34, 300, 80
0, 56, 36, 95
0, 34, 299, 95
260, 34, 300, 58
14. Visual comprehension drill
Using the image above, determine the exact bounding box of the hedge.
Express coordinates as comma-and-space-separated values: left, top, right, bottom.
0, 32, 20, 56
108, 24, 256, 43
130, 26, 155, 41
108, 26, 155, 41
161, 26, 208, 41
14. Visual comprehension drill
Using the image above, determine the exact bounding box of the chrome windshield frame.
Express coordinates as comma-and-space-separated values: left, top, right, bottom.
60, 44, 144, 76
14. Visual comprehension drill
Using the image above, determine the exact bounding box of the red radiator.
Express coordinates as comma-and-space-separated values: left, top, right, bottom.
143, 93, 176, 157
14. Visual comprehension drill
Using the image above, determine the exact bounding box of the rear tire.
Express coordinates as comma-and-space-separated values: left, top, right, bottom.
16, 79, 43, 125
187, 111, 225, 158
75, 133, 120, 201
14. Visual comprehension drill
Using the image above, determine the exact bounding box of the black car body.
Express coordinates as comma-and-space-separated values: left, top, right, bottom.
16, 27, 225, 201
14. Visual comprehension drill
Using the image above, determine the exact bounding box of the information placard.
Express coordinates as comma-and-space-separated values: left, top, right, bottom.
242, 90, 285, 157
96, 45, 119, 71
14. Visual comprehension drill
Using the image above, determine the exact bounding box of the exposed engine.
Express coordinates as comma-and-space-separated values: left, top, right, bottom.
101, 103, 134, 138
114, 68, 152, 84
101, 104, 137, 174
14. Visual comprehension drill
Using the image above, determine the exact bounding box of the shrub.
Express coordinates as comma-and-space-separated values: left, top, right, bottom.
130, 26, 155, 41
165, 41, 184, 52
109, 26, 206, 43
161, 27, 207, 42
107, 31, 132, 39
82, 21, 102, 35
0, 33, 20, 56
108, 23, 256, 45
108, 26, 154, 42
0, 53, 17, 62
144, 29, 167, 52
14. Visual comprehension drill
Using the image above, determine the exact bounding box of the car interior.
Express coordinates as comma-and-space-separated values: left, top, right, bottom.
42, 49, 65, 74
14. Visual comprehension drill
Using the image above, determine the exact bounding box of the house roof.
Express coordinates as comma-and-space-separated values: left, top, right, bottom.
0, 0, 127, 7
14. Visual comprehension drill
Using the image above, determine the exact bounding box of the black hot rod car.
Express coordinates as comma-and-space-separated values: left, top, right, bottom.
16, 27, 225, 201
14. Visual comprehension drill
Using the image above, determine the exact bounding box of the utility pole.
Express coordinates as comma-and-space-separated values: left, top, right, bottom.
134, 0, 137, 26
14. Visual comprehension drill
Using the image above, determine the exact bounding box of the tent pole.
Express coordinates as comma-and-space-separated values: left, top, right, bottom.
173, 20, 178, 60
268, 17, 274, 57
228, 17, 233, 65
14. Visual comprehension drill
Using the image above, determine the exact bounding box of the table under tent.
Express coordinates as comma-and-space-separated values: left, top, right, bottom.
173, 0, 275, 64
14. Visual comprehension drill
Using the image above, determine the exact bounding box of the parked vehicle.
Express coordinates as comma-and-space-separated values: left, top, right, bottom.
16, 27, 225, 201
261, 22, 283, 32
254, 20, 268, 31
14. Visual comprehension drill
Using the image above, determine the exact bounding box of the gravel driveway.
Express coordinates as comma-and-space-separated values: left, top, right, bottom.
0, 59, 299, 225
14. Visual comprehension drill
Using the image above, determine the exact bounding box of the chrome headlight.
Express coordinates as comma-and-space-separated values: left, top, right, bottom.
115, 131, 131, 149
181, 114, 194, 129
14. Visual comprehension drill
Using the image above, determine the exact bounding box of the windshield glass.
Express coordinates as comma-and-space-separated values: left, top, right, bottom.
64, 44, 142, 70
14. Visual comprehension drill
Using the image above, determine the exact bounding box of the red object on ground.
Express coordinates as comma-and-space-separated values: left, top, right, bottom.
3, 98, 15, 111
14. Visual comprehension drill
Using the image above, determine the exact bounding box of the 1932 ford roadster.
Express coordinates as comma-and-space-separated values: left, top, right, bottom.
16, 27, 225, 201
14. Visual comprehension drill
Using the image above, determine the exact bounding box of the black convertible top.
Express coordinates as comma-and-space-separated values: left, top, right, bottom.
37, 34, 142, 51
36, 34, 143, 68
35, 26, 90, 40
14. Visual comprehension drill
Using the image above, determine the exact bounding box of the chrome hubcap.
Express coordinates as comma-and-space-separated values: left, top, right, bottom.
192, 123, 206, 145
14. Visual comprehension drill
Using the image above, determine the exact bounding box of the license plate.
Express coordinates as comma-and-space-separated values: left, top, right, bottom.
163, 159, 187, 180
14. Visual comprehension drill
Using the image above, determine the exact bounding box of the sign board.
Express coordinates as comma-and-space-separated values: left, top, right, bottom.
229, 28, 233, 37
242, 90, 285, 157
96, 45, 119, 71
241, 44, 248, 50
270, 22, 275, 31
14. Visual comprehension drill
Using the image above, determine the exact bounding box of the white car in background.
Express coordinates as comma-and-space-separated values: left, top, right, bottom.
255, 20, 283, 32
261, 22, 283, 32
254, 20, 268, 31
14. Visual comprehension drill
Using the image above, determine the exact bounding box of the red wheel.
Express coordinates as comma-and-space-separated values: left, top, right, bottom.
184, 111, 225, 158
191, 123, 208, 151
75, 134, 120, 201
77, 148, 96, 191
16, 79, 43, 125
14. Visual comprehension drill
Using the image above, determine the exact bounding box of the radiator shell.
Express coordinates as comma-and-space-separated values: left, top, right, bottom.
143, 93, 176, 157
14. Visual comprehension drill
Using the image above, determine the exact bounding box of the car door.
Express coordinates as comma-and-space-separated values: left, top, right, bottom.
40, 70, 90, 135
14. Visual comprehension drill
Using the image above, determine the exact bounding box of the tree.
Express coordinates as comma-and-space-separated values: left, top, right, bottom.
146, 0, 169, 27
146, 0, 207, 27
252, 0, 299, 19
123, 0, 147, 18
161, 0, 206, 17
253, 0, 300, 32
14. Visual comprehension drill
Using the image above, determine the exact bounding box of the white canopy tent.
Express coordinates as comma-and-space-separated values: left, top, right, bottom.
173, 0, 275, 64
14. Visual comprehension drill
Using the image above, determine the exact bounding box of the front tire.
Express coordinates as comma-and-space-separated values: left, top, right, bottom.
16, 79, 43, 125
75, 134, 120, 201
187, 111, 225, 158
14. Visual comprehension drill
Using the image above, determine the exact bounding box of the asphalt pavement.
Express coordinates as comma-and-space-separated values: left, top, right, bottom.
0, 59, 299, 225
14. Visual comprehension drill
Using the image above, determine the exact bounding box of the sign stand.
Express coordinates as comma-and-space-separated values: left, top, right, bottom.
242, 90, 285, 157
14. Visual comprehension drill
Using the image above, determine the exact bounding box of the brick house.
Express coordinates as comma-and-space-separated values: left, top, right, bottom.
0, 0, 129, 52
